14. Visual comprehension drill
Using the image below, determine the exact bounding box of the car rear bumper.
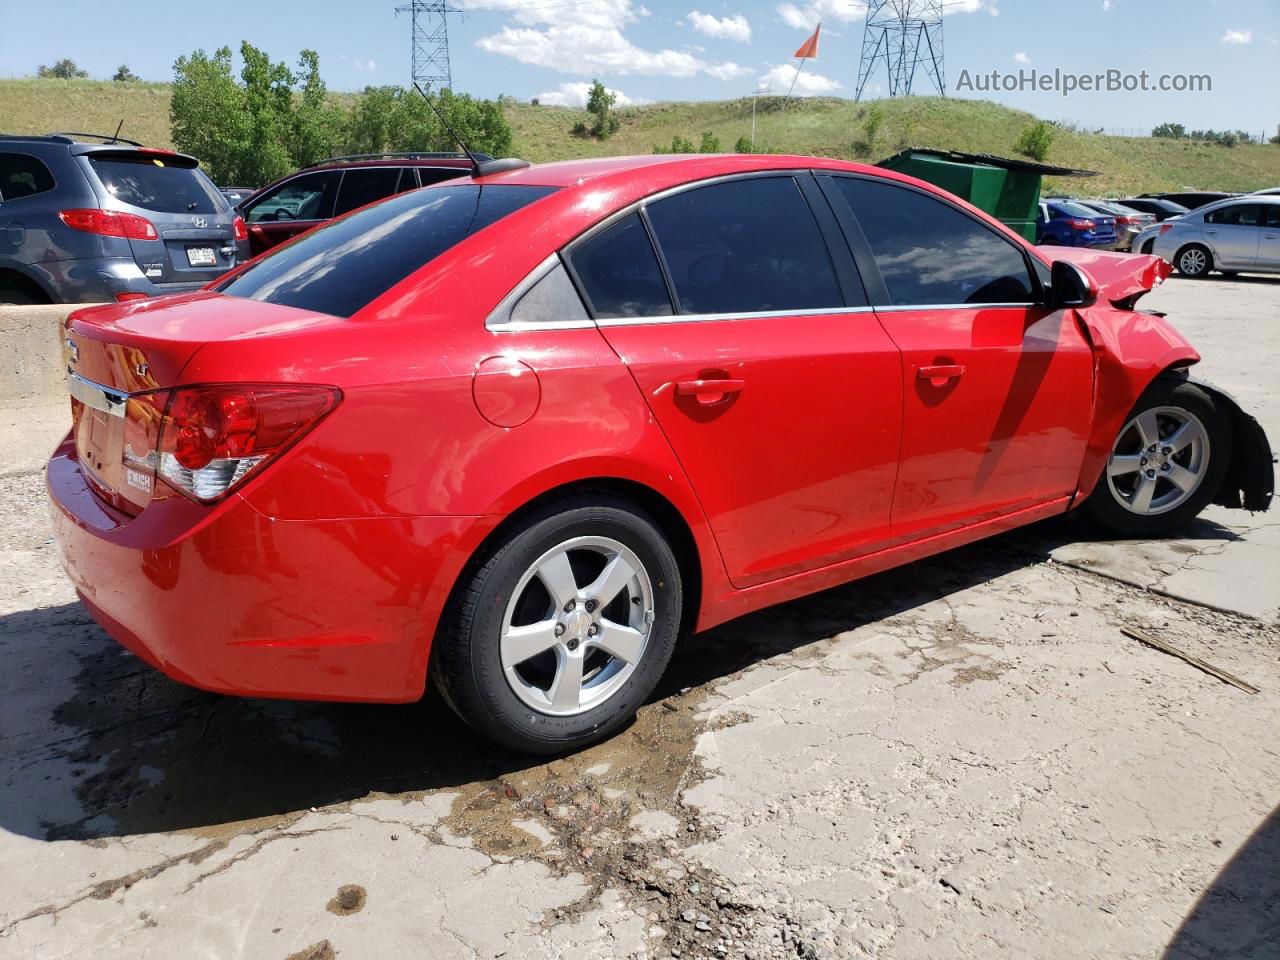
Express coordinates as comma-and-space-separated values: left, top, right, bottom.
28, 258, 235, 303
47, 436, 482, 703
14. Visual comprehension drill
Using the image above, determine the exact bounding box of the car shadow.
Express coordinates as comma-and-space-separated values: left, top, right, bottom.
1, 531, 1051, 843
1161, 804, 1280, 960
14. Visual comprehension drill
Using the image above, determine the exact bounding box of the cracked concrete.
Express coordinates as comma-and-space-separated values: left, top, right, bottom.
1, 275, 1278, 959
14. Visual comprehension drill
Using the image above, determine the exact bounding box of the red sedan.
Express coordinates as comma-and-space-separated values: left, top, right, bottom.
48, 154, 1273, 753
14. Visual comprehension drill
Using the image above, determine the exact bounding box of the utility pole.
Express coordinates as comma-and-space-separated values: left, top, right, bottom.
395, 0, 461, 90
855, 0, 946, 101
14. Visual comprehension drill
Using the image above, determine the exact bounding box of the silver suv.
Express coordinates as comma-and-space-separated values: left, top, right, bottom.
0, 132, 248, 304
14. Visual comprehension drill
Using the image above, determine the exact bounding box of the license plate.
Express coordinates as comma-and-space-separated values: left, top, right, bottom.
187, 246, 217, 267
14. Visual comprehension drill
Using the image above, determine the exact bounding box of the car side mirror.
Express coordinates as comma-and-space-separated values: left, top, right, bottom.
1050, 260, 1097, 308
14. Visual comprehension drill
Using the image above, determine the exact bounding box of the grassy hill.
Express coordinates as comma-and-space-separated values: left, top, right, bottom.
3, 78, 1277, 195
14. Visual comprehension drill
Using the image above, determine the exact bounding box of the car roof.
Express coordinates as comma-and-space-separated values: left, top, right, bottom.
470, 153, 890, 188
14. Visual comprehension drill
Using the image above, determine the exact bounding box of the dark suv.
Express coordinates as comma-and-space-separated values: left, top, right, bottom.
0, 133, 248, 304
238, 152, 487, 256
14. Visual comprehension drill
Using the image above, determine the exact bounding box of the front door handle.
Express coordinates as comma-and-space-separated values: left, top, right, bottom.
916, 364, 965, 382
674, 378, 746, 405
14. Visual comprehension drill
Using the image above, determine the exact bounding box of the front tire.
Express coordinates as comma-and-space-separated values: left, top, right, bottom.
435, 495, 683, 753
1085, 379, 1230, 537
1175, 244, 1213, 277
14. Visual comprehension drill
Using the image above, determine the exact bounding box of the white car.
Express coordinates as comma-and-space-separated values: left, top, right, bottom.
1149, 195, 1280, 277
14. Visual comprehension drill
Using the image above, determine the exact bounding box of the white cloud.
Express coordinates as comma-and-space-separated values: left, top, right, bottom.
706, 61, 752, 80
1102, 0, 1112, 11
777, 0, 866, 30
465, 0, 742, 78
688, 10, 752, 42
1012, 51, 1030, 64
534, 81, 640, 107
1220, 28, 1252, 45
758, 62, 841, 96
353, 59, 377, 72
942, 0, 998, 14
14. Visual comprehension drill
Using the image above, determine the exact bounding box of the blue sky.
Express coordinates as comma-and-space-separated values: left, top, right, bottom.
2, 0, 1276, 132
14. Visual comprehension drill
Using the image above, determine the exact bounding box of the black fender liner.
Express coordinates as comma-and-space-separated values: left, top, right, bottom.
1180, 374, 1275, 512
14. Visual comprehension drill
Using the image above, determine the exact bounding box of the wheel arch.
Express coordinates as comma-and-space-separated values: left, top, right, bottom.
1181, 374, 1275, 512
0, 263, 55, 303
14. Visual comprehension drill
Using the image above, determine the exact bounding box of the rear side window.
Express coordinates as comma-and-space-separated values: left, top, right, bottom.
645, 177, 843, 314
419, 167, 466, 187
832, 177, 1035, 306
569, 214, 673, 319
1205, 204, 1262, 226
0, 153, 56, 201
245, 171, 340, 223
219, 184, 557, 318
333, 167, 401, 217
88, 155, 224, 214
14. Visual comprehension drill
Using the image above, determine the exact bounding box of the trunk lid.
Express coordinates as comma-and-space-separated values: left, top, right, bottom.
64, 293, 339, 513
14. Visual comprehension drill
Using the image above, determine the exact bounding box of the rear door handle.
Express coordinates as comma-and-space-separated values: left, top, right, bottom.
916, 364, 965, 381
674, 378, 746, 404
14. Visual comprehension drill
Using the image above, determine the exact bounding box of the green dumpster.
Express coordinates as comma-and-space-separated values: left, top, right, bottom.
877, 148, 1098, 242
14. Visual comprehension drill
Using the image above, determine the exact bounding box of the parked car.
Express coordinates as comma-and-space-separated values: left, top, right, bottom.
237, 152, 485, 256
0, 132, 248, 304
1036, 200, 1120, 248
1249, 187, 1280, 196
219, 186, 256, 206
1050, 197, 1154, 251
1115, 197, 1190, 222
49, 155, 1273, 753
1150, 195, 1280, 277
1140, 191, 1239, 210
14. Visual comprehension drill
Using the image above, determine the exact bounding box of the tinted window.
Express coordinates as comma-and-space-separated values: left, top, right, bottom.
333, 167, 402, 217
1205, 204, 1262, 226
1264, 206, 1280, 228
88, 155, 224, 213
246, 171, 339, 223
833, 177, 1035, 306
569, 214, 672, 319
1052, 201, 1103, 219
396, 168, 419, 193
419, 167, 467, 187
646, 177, 842, 314
220, 184, 556, 318
0, 153, 55, 201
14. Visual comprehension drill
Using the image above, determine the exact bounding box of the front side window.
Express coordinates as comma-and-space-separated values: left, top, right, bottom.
0, 153, 56, 201
333, 168, 402, 217
219, 184, 556, 318
645, 177, 843, 314
833, 177, 1036, 306
245, 171, 340, 223
1205, 204, 1262, 226
89, 154, 225, 213
569, 214, 673, 319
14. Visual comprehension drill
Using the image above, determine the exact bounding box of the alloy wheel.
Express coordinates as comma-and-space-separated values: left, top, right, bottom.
499, 536, 654, 717
1105, 406, 1210, 515
1179, 248, 1207, 275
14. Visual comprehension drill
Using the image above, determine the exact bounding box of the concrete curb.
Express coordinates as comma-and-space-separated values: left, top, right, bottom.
1, 303, 101, 407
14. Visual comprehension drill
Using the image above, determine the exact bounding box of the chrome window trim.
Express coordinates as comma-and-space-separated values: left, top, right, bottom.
67, 370, 128, 418
874, 302, 1037, 312
594, 305, 877, 327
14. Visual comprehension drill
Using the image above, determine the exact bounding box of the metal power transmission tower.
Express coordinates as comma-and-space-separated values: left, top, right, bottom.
396, 1, 461, 90
854, 0, 945, 101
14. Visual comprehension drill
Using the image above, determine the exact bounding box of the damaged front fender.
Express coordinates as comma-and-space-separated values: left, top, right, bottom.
1185, 375, 1275, 512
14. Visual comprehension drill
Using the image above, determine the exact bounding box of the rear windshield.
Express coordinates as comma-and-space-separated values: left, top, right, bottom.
218, 184, 557, 318
1055, 201, 1105, 219
89, 155, 226, 214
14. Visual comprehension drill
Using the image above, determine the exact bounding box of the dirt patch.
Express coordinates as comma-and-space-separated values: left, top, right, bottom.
284, 941, 335, 960
325, 884, 366, 916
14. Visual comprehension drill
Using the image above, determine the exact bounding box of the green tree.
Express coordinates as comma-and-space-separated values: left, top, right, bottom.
653, 134, 696, 154
698, 131, 721, 153
1270, 124, 1280, 145
1151, 121, 1186, 139
344, 86, 512, 157
734, 135, 753, 153
170, 46, 253, 184
290, 50, 347, 169
584, 80, 620, 139
112, 65, 139, 83
37, 59, 88, 79
1014, 120, 1054, 161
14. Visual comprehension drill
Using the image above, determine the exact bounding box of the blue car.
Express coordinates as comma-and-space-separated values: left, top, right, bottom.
1036, 200, 1120, 249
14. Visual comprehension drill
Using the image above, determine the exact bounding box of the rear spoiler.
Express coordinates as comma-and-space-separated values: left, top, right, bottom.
71, 145, 200, 168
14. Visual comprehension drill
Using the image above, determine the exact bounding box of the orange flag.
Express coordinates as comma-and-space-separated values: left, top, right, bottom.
794, 23, 821, 59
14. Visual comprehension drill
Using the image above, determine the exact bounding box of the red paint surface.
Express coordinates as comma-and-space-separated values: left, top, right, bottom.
49, 154, 1208, 702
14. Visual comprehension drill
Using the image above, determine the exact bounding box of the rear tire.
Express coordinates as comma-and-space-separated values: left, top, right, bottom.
434, 495, 682, 754
1174, 244, 1212, 277
1085, 379, 1230, 537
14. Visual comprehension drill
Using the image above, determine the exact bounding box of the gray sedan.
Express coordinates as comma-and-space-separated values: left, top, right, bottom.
1150, 196, 1280, 278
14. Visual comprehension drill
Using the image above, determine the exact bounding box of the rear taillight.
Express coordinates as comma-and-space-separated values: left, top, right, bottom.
1114, 216, 1137, 225
59, 208, 158, 241
232, 215, 248, 242
115, 292, 149, 302
1067, 219, 1095, 230
1159, 223, 1174, 235
155, 384, 340, 502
